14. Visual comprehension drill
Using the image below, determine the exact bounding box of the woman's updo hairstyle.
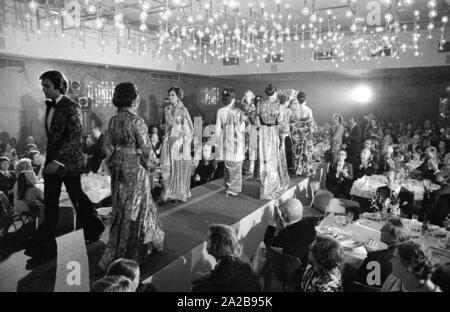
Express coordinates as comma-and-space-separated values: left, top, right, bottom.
278, 94, 288, 105
168, 86, 184, 100
265, 83, 277, 96
222, 87, 236, 105
112, 82, 138, 108
297, 91, 307, 104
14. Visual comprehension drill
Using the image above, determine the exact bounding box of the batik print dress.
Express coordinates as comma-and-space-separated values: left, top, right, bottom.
290, 110, 317, 177
160, 101, 194, 202
99, 109, 164, 270
258, 97, 289, 200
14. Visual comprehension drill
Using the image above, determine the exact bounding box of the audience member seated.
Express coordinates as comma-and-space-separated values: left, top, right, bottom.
150, 132, 162, 159
13, 160, 44, 222
0, 156, 16, 204
362, 139, 380, 164
87, 126, 107, 173
325, 150, 353, 199
26, 150, 43, 177
105, 258, 141, 292
192, 224, 260, 292
381, 240, 441, 292
91, 275, 135, 292
379, 146, 395, 174
416, 146, 440, 182
263, 198, 316, 268
354, 148, 378, 179
431, 262, 450, 292
23, 143, 38, 159
372, 171, 415, 217
430, 153, 450, 225
300, 235, 343, 292
356, 218, 410, 288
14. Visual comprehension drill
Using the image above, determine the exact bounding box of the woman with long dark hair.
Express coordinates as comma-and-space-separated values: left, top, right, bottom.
160, 86, 194, 203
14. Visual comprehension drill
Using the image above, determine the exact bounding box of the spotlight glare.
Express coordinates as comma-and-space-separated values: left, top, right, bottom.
353, 86, 372, 103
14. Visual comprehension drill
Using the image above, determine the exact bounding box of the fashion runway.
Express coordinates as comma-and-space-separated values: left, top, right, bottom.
0, 169, 325, 292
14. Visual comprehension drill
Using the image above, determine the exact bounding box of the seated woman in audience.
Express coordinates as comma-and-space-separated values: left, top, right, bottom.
325, 150, 353, 199
354, 148, 378, 179
363, 139, 380, 163
356, 218, 410, 288
263, 198, 316, 268
105, 258, 140, 292
300, 235, 343, 292
438, 140, 447, 160
416, 146, 440, 182
330, 114, 344, 163
381, 240, 441, 292
26, 150, 43, 177
379, 146, 395, 174
364, 118, 383, 154
192, 224, 260, 292
91, 275, 135, 292
13, 158, 44, 219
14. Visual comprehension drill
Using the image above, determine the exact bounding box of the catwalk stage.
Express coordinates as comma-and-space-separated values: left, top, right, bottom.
0, 167, 326, 292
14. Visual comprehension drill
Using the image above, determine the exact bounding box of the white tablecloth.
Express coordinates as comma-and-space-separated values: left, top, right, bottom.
317, 216, 450, 275
350, 175, 440, 201
36, 173, 111, 205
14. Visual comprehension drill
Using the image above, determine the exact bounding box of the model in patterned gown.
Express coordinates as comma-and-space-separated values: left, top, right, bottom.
216, 88, 246, 196
99, 83, 164, 270
289, 91, 317, 177
258, 84, 290, 200
160, 86, 194, 202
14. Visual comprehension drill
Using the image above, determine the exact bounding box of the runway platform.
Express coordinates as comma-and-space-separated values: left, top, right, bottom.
0, 167, 326, 292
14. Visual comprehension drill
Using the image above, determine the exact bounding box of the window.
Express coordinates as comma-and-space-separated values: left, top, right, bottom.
200, 87, 220, 105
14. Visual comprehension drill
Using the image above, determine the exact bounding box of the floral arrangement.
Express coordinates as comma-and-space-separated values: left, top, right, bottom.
369, 191, 408, 220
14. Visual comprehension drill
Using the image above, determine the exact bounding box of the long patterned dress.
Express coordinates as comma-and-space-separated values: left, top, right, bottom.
290, 101, 317, 176
258, 96, 289, 200
160, 101, 193, 202
216, 104, 246, 195
99, 109, 164, 270
278, 103, 292, 188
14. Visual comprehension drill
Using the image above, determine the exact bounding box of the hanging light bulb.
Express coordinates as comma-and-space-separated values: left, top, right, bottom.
142, 1, 151, 11
310, 12, 317, 23
29, 0, 38, 11
140, 11, 148, 22
428, 10, 437, 19
139, 23, 148, 32
87, 4, 97, 15
345, 8, 353, 19
301, 0, 310, 16
385, 13, 393, 23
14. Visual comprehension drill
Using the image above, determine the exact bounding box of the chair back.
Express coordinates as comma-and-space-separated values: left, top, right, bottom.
266, 246, 303, 286
0, 191, 11, 215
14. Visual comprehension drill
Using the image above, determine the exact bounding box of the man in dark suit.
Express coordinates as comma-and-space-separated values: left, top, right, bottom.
25, 70, 104, 267
326, 150, 354, 199
347, 116, 362, 166
356, 218, 410, 288
86, 126, 107, 173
